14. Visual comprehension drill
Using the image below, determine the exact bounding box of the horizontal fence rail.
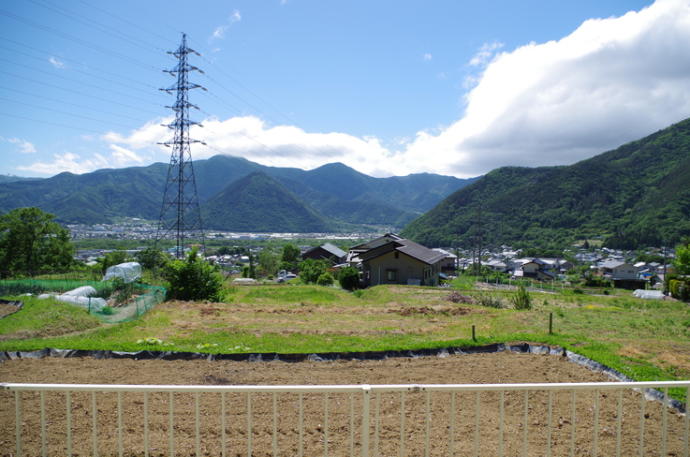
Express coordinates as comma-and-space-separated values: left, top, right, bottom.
2, 381, 689, 457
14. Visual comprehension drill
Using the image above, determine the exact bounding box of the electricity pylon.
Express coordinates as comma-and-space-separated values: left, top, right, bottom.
155, 33, 206, 258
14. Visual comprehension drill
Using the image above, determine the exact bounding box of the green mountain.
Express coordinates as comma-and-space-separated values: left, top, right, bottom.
0, 155, 472, 231
201, 172, 333, 232
402, 117, 690, 249
0, 175, 41, 184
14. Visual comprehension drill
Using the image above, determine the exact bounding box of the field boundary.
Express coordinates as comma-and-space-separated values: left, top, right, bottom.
1, 342, 686, 412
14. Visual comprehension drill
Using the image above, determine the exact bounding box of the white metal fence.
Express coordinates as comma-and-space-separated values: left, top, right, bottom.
2, 381, 689, 457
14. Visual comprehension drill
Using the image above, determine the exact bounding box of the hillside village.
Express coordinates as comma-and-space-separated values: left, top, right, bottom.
73, 230, 676, 292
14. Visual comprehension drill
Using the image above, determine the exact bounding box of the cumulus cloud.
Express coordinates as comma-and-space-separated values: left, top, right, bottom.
17, 152, 109, 175
412, 0, 690, 177
45, 0, 690, 179
48, 56, 65, 69
423, 53, 433, 61
6, 137, 36, 154
18, 142, 148, 176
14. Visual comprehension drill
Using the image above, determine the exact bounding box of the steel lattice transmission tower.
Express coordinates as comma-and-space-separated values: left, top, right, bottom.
155, 33, 207, 258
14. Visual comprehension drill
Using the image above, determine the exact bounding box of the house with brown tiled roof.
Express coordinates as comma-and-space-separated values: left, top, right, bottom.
347, 233, 446, 287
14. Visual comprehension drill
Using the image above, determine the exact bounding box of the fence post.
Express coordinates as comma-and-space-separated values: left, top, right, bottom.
548, 312, 553, 335
361, 386, 371, 457
472, 325, 477, 342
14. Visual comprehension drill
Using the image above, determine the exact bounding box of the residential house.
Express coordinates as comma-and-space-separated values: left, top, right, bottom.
511, 258, 555, 281
301, 243, 346, 264
348, 233, 446, 287
598, 260, 644, 289
432, 248, 457, 274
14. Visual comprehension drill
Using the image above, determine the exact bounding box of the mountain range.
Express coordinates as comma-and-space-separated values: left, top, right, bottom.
0, 155, 474, 232
402, 117, 690, 249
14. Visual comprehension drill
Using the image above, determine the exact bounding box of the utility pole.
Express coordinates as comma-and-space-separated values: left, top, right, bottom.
155, 33, 206, 258
473, 203, 483, 275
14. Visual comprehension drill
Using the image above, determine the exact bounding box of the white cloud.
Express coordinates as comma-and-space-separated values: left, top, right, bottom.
48, 56, 65, 69
17, 143, 148, 176
6, 137, 36, 154
411, 0, 690, 177
103, 0, 690, 179
209, 10, 241, 41
17, 152, 108, 175
109, 144, 144, 164
211, 26, 227, 40
423, 53, 433, 61
468, 42, 503, 67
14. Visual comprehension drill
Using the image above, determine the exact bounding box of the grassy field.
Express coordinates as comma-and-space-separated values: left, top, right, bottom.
1, 280, 689, 386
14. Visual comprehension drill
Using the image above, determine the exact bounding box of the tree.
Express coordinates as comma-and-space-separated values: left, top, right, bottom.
135, 247, 169, 270
338, 266, 360, 290
258, 249, 279, 277
280, 243, 301, 272
298, 259, 328, 284
162, 248, 223, 301
0, 207, 74, 278
674, 240, 690, 275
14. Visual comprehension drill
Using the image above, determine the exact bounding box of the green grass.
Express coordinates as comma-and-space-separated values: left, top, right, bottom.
1, 283, 689, 398
0, 295, 101, 340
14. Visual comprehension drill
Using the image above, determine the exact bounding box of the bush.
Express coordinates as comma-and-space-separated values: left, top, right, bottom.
475, 293, 504, 308
316, 272, 335, 286
669, 279, 690, 301
162, 248, 223, 301
112, 278, 135, 304
511, 285, 532, 310
135, 248, 168, 271
338, 266, 360, 291
298, 259, 329, 284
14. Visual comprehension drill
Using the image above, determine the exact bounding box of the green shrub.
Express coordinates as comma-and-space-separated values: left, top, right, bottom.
511, 285, 532, 310
669, 279, 690, 301
316, 272, 335, 286
162, 248, 223, 301
299, 259, 329, 284
475, 293, 504, 308
100, 306, 115, 315
338, 266, 360, 291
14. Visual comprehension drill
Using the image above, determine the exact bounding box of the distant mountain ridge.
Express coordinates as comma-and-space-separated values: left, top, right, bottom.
402, 117, 690, 248
0, 155, 474, 232
201, 172, 333, 232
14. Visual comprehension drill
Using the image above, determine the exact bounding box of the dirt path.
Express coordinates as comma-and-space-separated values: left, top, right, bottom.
1, 352, 686, 456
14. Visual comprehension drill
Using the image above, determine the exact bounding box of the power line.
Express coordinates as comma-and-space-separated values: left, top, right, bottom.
0, 46, 162, 98
196, 51, 301, 127
0, 96, 142, 130
76, 0, 178, 46
0, 111, 105, 134
0, 85, 151, 124
0, 37, 160, 90
27, 0, 165, 56
0, 70, 163, 117
0, 58, 163, 107
0, 8, 161, 72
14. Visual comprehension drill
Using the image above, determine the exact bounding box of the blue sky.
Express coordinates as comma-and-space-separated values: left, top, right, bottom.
2, 0, 688, 178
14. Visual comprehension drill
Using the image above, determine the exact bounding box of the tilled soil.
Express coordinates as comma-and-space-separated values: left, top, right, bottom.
0, 352, 687, 456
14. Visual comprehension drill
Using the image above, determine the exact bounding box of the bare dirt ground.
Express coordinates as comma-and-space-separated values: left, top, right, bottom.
1, 352, 687, 457
0, 303, 20, 319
